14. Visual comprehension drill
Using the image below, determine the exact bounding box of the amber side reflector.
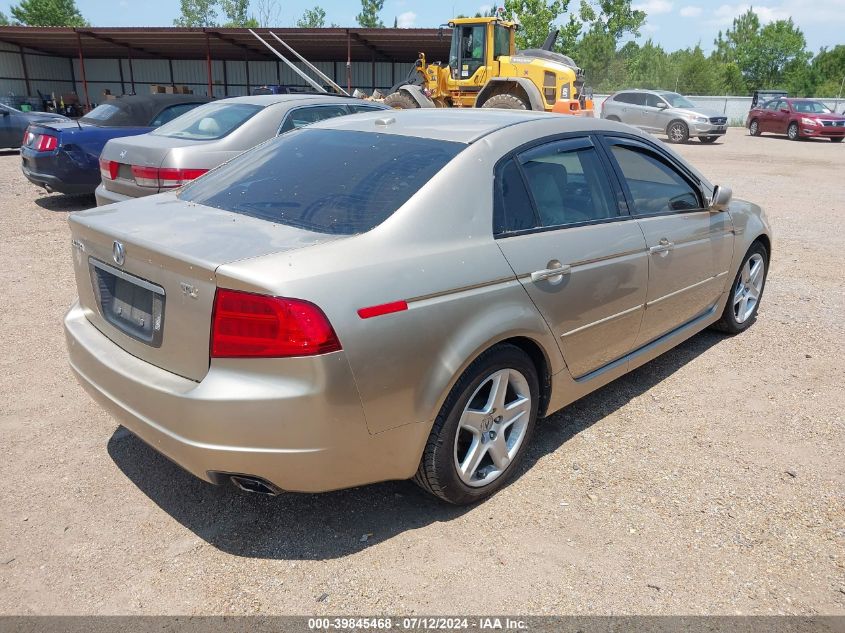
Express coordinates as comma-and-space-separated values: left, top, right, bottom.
357, 300, 408, 319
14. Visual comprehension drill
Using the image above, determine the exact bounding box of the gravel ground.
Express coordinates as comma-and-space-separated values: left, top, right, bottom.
0, 128, 843, 616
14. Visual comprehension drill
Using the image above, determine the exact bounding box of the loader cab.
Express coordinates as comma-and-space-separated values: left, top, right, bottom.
448, 18, 515, 82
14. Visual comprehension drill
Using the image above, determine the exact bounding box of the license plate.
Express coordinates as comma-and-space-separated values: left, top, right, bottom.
90, 260, 165, 346
716, 125, 726, 131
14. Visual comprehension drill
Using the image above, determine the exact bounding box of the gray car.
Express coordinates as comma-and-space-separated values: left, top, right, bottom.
601, 89, 728, 144
94, 94, 388, 206
65, 110, 771, 505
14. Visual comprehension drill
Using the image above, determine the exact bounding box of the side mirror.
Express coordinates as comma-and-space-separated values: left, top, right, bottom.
657, 102, 668, 109
709, 185, 732, 212
780, 108, 789, 113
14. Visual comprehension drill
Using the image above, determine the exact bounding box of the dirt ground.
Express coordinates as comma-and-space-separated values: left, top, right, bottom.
0, 128, 843, 616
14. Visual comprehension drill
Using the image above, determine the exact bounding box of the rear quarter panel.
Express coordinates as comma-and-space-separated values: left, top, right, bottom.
215, 133, 566, 436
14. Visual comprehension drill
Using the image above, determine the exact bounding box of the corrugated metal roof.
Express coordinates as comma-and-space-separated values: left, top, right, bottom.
0, 26, 452, 63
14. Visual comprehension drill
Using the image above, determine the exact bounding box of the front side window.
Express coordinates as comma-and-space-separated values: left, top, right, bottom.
279, 105, 349, 134
493, 25, 510, 59
645, 93, 665, 108
763, 100, 779, 111
520, 141, 617, 227
451, 25, 486, 78
608, 143, 701, 215
661, 92, 696, 108
178, 129, 464, 235
151, 102, 262, 140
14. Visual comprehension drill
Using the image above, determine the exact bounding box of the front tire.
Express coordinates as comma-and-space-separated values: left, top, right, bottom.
788, 122, 800, 140
830, 137, 843, 143
481, 93, 528, 110
711, 241, 768, 335
384, 91, 419, 110
414, 344, 539, 505
699, 136, 719, 144
667, 121, 689, 144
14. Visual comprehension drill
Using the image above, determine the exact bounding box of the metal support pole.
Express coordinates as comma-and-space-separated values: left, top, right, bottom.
19, 46, 31, 96
75, 30, 90, 111
128, 48, 135, 93
346, 31, 352, 94
117, 58, 125, 94
205, 31, 213, 96
222, 59, 228, 96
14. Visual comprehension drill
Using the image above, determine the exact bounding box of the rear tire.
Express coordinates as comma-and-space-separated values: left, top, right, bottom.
711, 241, 768, 335
414, 344, 539, 505
787, 122, 800, 140
384, 91, 419, 110
749, 119, 761, 136
667, 121, 689, 144
699, 136, 719, 144
481, 93, 528, 110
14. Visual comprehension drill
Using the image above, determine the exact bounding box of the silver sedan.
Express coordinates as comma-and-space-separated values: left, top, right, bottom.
66, 109, 771, 504
94, 93, 388, 206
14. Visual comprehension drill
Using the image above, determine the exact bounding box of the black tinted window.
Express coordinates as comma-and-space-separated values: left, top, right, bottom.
150, 103, 200, 127
279, 105, 349, 134
615, 92, 645, 105
494, 159, 536, 235
609, 143, 701, 215
179, 129, 464, 235
520, 141, 617, 227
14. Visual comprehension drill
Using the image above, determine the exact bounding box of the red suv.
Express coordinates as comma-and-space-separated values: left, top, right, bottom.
746, 98, 845, 142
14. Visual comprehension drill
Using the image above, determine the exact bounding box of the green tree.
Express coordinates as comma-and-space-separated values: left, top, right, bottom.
626, 39, 672, 89
673, 45, 719, 94
714, 9, 809, 89
356, 0, 384, 28
811, 45, 845, 97
503, 0, 568, 50
173, 0, 218, 26
9, 0, 86, 26
0, 11, 10, 24
297, 6, 327, 28
220, 0, 257, 26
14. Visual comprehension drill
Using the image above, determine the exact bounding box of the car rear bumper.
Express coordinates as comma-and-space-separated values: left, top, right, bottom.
64, 301, 428, 493
94, 183, 134, 206
22, 163, 96, 195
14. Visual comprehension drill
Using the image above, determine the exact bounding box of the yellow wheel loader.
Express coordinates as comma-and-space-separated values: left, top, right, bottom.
384, 16, 593, 115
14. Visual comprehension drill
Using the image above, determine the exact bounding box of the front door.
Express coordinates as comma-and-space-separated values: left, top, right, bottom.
641, 93, 667, 133
493, 135, 649, 379
600, 136, 734, 347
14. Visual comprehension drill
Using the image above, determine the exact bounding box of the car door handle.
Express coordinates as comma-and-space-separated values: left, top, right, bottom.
649, 238, 674, 254
531, 264, 571, 283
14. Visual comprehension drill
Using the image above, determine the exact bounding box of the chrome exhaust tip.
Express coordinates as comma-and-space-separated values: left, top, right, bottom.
229, 475, 281, 496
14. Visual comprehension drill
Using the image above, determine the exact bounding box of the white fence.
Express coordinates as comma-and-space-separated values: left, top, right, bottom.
594, 95, 845, 124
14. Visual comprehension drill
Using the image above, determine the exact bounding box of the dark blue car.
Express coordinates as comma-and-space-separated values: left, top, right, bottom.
21, 94, 212, 195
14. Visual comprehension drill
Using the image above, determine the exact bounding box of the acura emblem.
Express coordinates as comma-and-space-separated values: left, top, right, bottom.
112, 240, 125, 266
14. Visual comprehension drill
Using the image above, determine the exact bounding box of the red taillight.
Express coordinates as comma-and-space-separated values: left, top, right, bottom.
99, 157, 119, 180
32, 134, 58, 152
131, 165, 208, 188
210, 289, 341, 358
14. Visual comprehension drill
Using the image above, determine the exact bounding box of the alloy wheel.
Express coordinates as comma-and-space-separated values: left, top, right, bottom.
453, 368, 532, 488
733, 253, 765, 324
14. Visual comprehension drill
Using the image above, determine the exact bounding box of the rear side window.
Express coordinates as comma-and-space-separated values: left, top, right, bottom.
150, 103, 201, 127
494, 159, 537, 235
348, 104, 385, 114
278, 105, 348, 134
178, 129, 464, 235
520, 140, 617, 227
608, 143, 701, 215
151, 102, 262, 140
614, 92, 644, 105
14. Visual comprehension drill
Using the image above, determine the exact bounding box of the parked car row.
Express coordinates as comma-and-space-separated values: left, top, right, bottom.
61, 106, 772, 504
20, 92, 389, 199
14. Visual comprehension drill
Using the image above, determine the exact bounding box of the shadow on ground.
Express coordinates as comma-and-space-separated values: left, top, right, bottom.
35, 193, 95, 213
108, 329, 725, 560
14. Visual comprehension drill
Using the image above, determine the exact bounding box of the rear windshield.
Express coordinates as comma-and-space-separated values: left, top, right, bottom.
178, 128, 465, 235
151, 102, 262, 140
80, 103, 135, 126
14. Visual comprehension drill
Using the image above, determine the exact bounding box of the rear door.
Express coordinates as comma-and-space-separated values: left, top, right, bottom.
600, 136, 734, 347
494, 135, 649, 379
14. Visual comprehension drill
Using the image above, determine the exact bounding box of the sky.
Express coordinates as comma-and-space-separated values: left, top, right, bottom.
4, 0, 843, 54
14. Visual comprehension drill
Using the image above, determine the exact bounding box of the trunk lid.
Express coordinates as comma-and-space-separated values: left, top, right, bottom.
69, 193, 343, 381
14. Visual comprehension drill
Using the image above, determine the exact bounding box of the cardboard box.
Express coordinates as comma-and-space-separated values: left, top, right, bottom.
150, 84, 166, 94
164, 85, 177, 94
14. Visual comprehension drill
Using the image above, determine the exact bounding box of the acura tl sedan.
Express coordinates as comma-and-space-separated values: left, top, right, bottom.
65, 110, 771, 505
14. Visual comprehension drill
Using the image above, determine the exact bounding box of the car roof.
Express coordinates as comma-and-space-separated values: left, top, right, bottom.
211, 93, 383, 107
101, 94, 213, 106
309, 108, 630, 144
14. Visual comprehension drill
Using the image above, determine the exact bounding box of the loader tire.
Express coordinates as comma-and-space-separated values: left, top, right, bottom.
384, 91, 419, 109
481, 94, 528, 110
